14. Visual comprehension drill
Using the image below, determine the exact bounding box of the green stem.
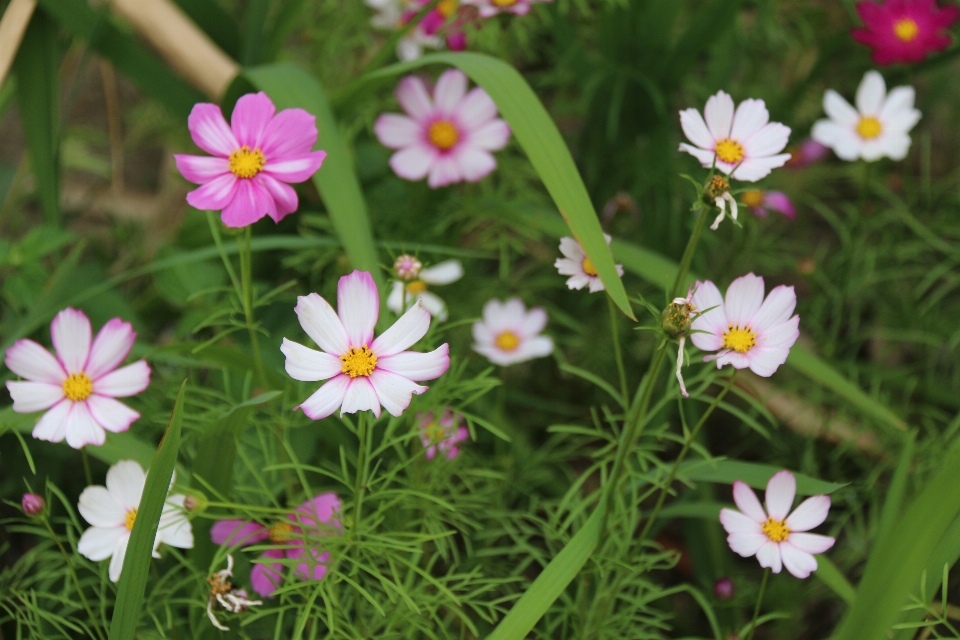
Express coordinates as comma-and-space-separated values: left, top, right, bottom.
205, 211, 241, 296
353, 413, 369, 549
43, 520, 107, 640
608, 295, 628, 404
238, 227, 267, 390
745, 568, 770, 640
670, 205, 710, 299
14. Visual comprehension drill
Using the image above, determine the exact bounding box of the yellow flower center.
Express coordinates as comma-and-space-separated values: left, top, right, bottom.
714, 138, 745, 164
269, 522, 294, 543
722, 325, 757, 353
407, 280, 428, 294
425, 422, 446, 443
742, 190, 764, 208
428, 121, 459, 151
125, 508, 138, 531
856, 116, 882, 140
437, 0, 458, 16
893, 18, 919, 42
62, 372, 93, 402
340, 346, 378, 378
492, 0, 517, 5
495, 331, 520, 351
581, 256, 598, 277
761, 517, 790, 543
228, 145, 266, 178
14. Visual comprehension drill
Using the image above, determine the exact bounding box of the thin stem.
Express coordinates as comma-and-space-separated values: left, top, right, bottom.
670, 205, 710, 299
608, 295, 628, 404
43, 520, 107, 640
745, 568, 770, 640
353, 412, 369, 543
239, 227, 267, 389
205, 211, 242, 296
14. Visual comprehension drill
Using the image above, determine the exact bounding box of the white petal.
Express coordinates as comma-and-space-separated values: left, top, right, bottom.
764, 470, 796, 521
4, 339, 65, 383
395, 75, 434, 121
86, 319, 136, 380
787, 532, 835, 555
755, 540, 783, 573
78, 486, 126, 527
786, 495, 830, 532
377, 344, 450, 381
109, 534, 130, 582
374, 114, 421, 149
678, 142, 717, 167
340, 377, 381, 418
86, 395, 140, 434
719, 507, 763, 534
726, 531, 768, 558
823, 90, 859, 127
299, 375, 350, 420
420, 260, 464, 285
371, 301, 431, 357
468, 119, 510, 151
7, 381, 64, 413
750, 285, 797, 332
31, 399, 72, 443
368, 369, 427, 417
337, 271, 379, 348
453, 145, 497, 183
856, 70, 886, 115
518, 307, 548, 338
780, 542, 818, 579
565, 273, 591, 290
812, 120, 861, 161
558, 237, 585, 261
106, 460, 146, 511
93, 361, 150, 398
281, 338, 343, 381
51, 308, 92, 374
482, 298, 526, 333
417, 291, 448, 320
433, 69, 467, 114
387, 281, 405, 315
703, 91, 735, 139
159, 495, 194, 549
730, 98, 770, 142
742, 122, 790, 158
456, 86, 498, 129
389, 144, 437, 181
427, 155, 463, 188
65, 401, 106, 449
294, 293, 350, 356
731, 154, 791, 182
679, 107, 714, 149
879, 133, 912, 161
724, 273, 765, 327
78, 525, 125, 562
732, 480, 768, 523
689, 280, 727, 352
503, 335, 554, 365
878, 86, 916, 125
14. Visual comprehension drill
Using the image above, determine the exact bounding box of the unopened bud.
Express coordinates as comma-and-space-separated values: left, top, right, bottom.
22, 493, 45, 517
714, 577, 735, 601
393, 254, 422, 281
661, 299, 694, 339
183, 494, 207, 513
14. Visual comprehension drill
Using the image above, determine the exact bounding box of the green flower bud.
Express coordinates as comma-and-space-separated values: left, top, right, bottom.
661, 299, 695, 339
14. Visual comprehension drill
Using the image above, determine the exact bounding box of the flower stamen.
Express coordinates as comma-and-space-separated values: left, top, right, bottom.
495, 331, 520, 351
715, 138, 745, 164
228, 146, 266, 178
581, 257, 597, 277
269, 522, 294, 543
893, 18, 919, 42
762, 517, 790, 542
856, 116, 883, 140
340, 346, 378, 378
428, 121, 459, 151
62, 372, 93, 402
722, 325, 757, 353
125, 508, 138, 531
407, 281, 428, 294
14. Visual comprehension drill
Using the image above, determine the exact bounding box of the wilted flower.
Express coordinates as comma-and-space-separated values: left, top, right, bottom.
388, 259, 464, 320
77, 460, 193, 582
720, 471, 835, 578
662, 288, 697, 398
472, 298, 554, 366
462, 0, 551, 18
5, 309, 150, 449
852, 0, 959, 65
554, 235, 623, 293
705, 175, 738, 231
211, 494, 341, 597
206, 555, 262, 631
741, 190, 796, 220
417, 409, 469, 460
374, 70, 511, 188
282, 271, 449, 420
679, 91, 791, 182
811, 71, 920, 162
21, 493, 45, 517
690, 273, 800, 377
174, 92, 327, 227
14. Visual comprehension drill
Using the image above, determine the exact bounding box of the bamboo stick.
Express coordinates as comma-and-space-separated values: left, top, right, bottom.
0, 0, 38, 92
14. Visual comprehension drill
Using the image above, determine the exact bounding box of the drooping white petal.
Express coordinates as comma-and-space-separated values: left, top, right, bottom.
281, 338, 343, 382
78, 525, 126, 562
764, 471, 796, 522
370, 301, 431, 357
419, 260, 464, 285
755, 540, 783, 573
340, 377, 381, 417
368, 369, 427, 417
377, 344, 450, 381
299, 375, 350, 420
65, 401, 106, 449
779, 541, 818, 579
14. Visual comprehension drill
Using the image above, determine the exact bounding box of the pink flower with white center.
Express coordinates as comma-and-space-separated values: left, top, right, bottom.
5, 309, 151, 449
374, 69, 511, 188
689, 273, 800, 377
472, 298, 553, 366
741, 190, 796, 220
174, 92, 327, 228
417, 409, 469, 460
211, 494, 341, 597
679, 91, 792, 182
462, 0, 550, 18
281, 271, 450, 420
554, 234, 624, 293
720, 471, 835, 579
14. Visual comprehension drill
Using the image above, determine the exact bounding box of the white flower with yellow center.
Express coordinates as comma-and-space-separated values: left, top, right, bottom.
720, 471, 835, 578
471, 298, 554, 366
554, 235, 623, 293
689, 273, 799, 377
811, 70, 920, 162
77, 460, 193, 582
679, 91, 792, 182
387, 257, 464, 321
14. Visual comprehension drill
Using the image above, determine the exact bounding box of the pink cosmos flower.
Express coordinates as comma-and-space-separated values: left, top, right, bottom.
211, 494, 341, 597
853, 0, 959, 65
689, 273, 800, 377
741, 190, 796, 219
415, 0, 469, 52
785, 138, 830, 169
679, 91, 792, 182
417, 409, 469, 460
281, 271, 450, 420
374, 69, 511, 188
174, 92, 327, 228
554, 234, 624, 293
720, 471, 835, 579
472, 298, 553, 366
5, 309, 151, 449
462, 0, 550, 18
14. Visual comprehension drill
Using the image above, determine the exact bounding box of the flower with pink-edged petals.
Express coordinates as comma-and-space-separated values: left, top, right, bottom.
417, 409, 469, 460
853, 0, 959, 65
211, 494, 341, 597
282, 271, 450, 420
554, 235, 624, 293
741, 190, 796, 220
720, 471, 835, 578
462, 0, 551, 18
174, 92, 327, 228
679, 92, 791, 182
472, 298, 554, 366
374, 69, 511, 188
689, 273, 799, 377
5, 309, 151, 449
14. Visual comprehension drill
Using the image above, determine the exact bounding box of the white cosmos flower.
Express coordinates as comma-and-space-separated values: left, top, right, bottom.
720, 471, 835, 579
811, 70, 920, 162
282, 270, 450, 420
77, 460, 193, 582
472, 298, 554, 366
679, 91, 792, 182
554, 235, 623, 293
388, 259, 464, 321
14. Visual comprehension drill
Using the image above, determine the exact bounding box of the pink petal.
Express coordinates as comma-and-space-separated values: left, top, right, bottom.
281, 339, 343, 381
786, 495, 830, 532
780, 541, 818, 579
251, 548, 285, 597
210, 520, 270, 546
65, 401, 106, 449
87, 318, 136, 380
231, 92, 276, 148
260, 108, 319, 158
427, 155, 463, 188
188, 103, 239, 157
294, 493, 342, 528
337, 271, 379, 348
93, 361, 150, 398
256, 174, 299, 222
173, 154, 230, 184
374, 114, 422, 149
86, 394, 139, 433
468, 119, 510, 151
368, 368, 428, 417
730, 98, 770, 142
755, 540, 783, 573
453, 146, 497, 182
299, 375, 351, 420
762, 191, 796, 219
371, 301, 431, 357
294, 293, 350, 356
703, 91, 735, 139
376, 344, 450, 381
724, 273, 765, 327
719, 507, 763, 534
289, 547, 332, 582
389, 144, 437, 181
7, 381, 63, 413
340, 377, 381, 418
764, 470, 796, 521
51, 308, 91, 373
263, 150, 326, 184
689, 280, 727, 352
679, 107, 714, 150
456, 86, 498, 129
433, 69, 467, 113
787, 532, 835, 555
31, 399, 71, 443
396, 75, 434, 121
5, 339, 64, 383
726, 531, 768, 558
220, 179, 275, 228
732, 480, 768, 523
186, 173, 239, 211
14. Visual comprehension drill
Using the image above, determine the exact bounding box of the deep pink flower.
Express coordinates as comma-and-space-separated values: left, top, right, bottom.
741, 190, 796, 219
5, 309, 150, 449
852, 0, 959, 65
211, 494, 341, 597
417, 409, 469, 460
174, 92, 327, 228
415, 0, 470, 51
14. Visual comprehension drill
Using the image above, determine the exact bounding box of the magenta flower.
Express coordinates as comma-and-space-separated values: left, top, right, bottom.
853, 0, 959, 65
374, 70, 511, 188
415, 0, 469, 51
22, 493, 45, 517
5, 309, 150, 449
462, 0, 551, 18
741, 190, 796, 219
211, 494, 341, 598
174, 92, 327, 228
785, 138, 830, 169
417, 409, 469, 460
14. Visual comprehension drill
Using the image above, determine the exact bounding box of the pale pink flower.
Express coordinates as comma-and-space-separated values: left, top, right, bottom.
417, 409, 468, 460
281, 271, 449, 420
554, 234, 623, 293
462, 0, 550, 18
720, 471, 835, 578
174, 92, 327, 228
374, 69, 511, 188
5, 309, 151, 449
472, 298, 553, 366
689, 273, 799, 377
741, 190, 796, 220
679, 91, 791, 182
